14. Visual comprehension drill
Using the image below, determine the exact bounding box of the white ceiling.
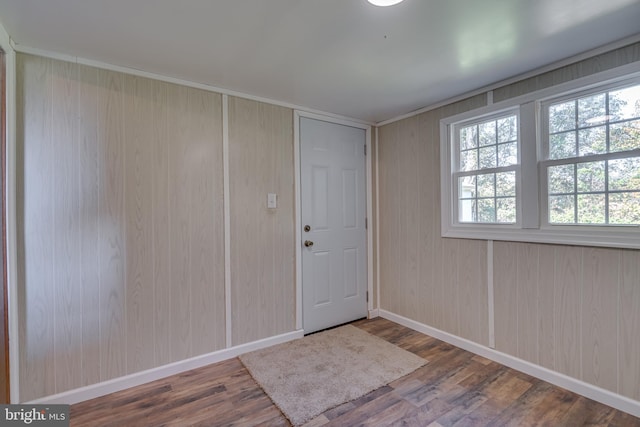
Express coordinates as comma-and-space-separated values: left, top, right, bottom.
0, 0, 639, 123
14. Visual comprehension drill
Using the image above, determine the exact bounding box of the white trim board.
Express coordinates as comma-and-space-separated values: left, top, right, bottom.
222, 94, 232, 348
293, 111, 303, 331
27, 329, 303, 405
379, 309, 640, 419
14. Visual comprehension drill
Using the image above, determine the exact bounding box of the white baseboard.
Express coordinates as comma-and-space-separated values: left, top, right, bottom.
368, 308, 379, 318
379, 309, 640, 418
27, 329, 304, 405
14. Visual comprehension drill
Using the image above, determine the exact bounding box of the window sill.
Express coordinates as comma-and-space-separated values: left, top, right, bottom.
442, 225, 640, 249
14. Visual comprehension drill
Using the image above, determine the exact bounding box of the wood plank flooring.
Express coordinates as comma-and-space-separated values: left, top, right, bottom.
70, 318, 640, 426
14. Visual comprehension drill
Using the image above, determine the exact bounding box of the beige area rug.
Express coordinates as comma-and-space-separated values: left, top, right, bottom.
239, 324, 427, 426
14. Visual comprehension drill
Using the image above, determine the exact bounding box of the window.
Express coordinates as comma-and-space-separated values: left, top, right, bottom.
542, 83, 640, 226
440, 65, 640, 249
454, 113, 518, 224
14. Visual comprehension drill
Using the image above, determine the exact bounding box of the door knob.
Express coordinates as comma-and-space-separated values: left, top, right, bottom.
304, 240, 314, 247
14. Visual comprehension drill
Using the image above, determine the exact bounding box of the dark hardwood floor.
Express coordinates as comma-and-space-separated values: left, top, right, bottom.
70, 318, 640, 426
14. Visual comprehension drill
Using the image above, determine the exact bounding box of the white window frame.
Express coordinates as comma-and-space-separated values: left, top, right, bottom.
440, 61, 640, 249
451, 110, 521, 226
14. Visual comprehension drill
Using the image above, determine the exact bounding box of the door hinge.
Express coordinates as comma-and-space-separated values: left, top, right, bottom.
366, 291, 369, 302
365, 218, 368, 229
364, 144, 367, 156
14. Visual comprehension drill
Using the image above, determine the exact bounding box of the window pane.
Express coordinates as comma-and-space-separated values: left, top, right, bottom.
460, 125, 478, 150
577, 161, 605, 193
609, 158, 640, 191
497, 116, 517, 143
549, 101, 575, 133
609, 192, 640, 225
479, 146, 496, 169
609, 84, 640, 121
497, 142, 517, 167
549, 195, 575, 223
496, 171, 516, 196
458, 175, 477, 197
578, 93, 606, 127
577, 194, 606, 224
460, 149, 478, 171
477, 173, 495, 197
610, 119, 640, 152
549, 131, 576, 159
477, 199, 495, 222
578, 126, 606, 155
459, 199, 476, 222
496, 197, 516, 223
479, 122, 496, 146
548, 165, 574, 194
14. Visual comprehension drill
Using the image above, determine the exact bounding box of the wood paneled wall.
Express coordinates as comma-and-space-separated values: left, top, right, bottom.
378, 95, 489, 346
17, 54, 226, 400
228, 97, 295, 346
493, 242, 640, 400
16, 55, 296, 401
377, 41, 640, 405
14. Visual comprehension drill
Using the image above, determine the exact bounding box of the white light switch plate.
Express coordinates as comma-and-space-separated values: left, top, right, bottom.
267, 193, 277, 209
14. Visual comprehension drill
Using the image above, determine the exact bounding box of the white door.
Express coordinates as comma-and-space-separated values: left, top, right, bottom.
300, 116, 368, 334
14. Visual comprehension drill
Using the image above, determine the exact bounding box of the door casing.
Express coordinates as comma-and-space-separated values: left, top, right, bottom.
294, 110, 374, 332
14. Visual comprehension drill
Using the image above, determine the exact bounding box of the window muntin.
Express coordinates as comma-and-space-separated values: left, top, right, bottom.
543, 83, 640, 226
454, 113, 518, 224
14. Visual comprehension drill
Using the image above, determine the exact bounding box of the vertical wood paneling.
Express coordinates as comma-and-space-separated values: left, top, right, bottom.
18, 55, 227, 401
619, 250, 640, 400
228, 97, 294, 346
401, 118, 420, 321
97, 68, 126, 381
378, 122, 399, 314
537, 244, 556, 371
124, 75, 155, 374
581, 248, 619, 392
18, 54, 56, 401
167, 85, 194, 360
77, 64, 101, 387
493, 241, 518, 356
167, 84, 193, 361
554, 246, 582, 379
151, 81, 172, 366
51, 59, 82, 392
440, 238, 459, 336
187, 88, 225, 356
516, 244, 538, 364
458, 240, 485, 345
416, 113, 436, 328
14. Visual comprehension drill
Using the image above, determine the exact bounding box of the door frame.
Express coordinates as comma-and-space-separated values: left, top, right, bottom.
294, 110, 373, 332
